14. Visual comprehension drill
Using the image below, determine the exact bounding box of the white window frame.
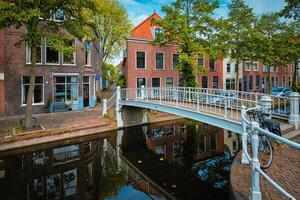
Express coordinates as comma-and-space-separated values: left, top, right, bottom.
210, 133, 217, 151
263, 65, 267, 72
253, 60, 258, 71
52, 9, 65, 22
84, 41, 92, 67
209, 58, 216, 71
135, 51, 146, 70
172, 53, 179, 70
26, 44, 43, 65
245, 60, 250, 71
198, 53, 205, 67
21, 75, 45, 106
136, 77, 147, 88
226, 63, 231, 73
52, 75, 79, 103
165, 77, 174, 87
151, 77, 161, 87
45, 39, 60, 65
270, 66, 274, 72
155, 52, 165, 70
62, 39, 76, 66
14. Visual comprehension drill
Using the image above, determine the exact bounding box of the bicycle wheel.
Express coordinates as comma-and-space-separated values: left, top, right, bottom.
258, 136, 273, 169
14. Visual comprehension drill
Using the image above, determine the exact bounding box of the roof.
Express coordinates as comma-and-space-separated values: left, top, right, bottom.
130, 12, 162, 40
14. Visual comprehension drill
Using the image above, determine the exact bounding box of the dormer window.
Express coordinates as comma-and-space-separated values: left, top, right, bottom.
53, 9, 64, 21
152, 27, 163, 39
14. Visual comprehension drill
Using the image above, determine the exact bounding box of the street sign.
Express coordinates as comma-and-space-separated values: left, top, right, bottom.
95, 75, 100, 81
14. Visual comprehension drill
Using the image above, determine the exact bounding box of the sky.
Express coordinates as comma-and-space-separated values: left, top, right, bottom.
111, 0, 287, 65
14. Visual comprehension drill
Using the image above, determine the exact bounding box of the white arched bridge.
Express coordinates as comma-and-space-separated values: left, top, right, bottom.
103, 86, 300, 200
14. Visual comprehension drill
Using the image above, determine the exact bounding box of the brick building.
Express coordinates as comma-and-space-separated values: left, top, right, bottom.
1, 24, 101, 116
122, 13, 225, 89
242, 59, 294, 93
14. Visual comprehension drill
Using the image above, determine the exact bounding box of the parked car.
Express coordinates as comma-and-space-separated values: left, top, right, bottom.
271, 87, 292, 97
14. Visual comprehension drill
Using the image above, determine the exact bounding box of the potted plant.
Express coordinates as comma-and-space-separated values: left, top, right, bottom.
66, 100, 73, 111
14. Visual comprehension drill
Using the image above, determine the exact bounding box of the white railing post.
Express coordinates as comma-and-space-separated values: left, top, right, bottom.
141, 85, 145, 99
206, 89, 209, 104
102, 99, 107, 116
189, 88, 191, 102
197, 94, 199, 111
176, 89, 179, 107
159, 88, 162, 104
224, 98, 228, 119
250, 122, 262, 200
241, 106, 249, 164
115, 86, 123, 127
259, 96, 272, 119
288, 92, 300, 129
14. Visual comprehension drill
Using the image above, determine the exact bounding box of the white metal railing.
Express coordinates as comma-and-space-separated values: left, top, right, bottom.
241, 106, 300, 200
102, 89, 117, 116
120, 87, 259, 121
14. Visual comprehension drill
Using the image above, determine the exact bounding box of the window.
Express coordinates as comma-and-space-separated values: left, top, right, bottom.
173, 142, 183, 158
84, 41, 92, 66
33, 177, 44, 199
33, 151, 46, 168
26, 45, 42, 64
153, 27, 163, 39
198, 54, 204, 67
198, 136, 206, 153
165, 77, 174, 87
21, 76, 44, 105
249, 76, 253, 90
272, 77, 275, 86
209, 59, 215, 71
53, 76, 78, 102
152, 78, 160, 87
53, 145, 79, 163
253, 61, 258, 71
45, 40, 59, 64
288, 77, 291, 86
213, 76, 218, 89
155, 52, 164, 70
136, 51, 145, 69
53, 9, 64, 21
256, 75, 260, 90
275, 77, 279, 86
202, 76, 208, 88
285, 65, 288, 73
235, 64, 238, 73
47, 174, 61, 199
263, 65, 267, 72
155, 145, 166, 158
282, 77, 286, 86
233, 140, 238, 153
172, 53, 179, 70
63, 40, 76, 65
226, 63, 231, 73
228, 131, 232, 138
275, 66, 279, 72
226, 79, 235, 90
64, 169, 77, 197
270, 66, 274, 72
137, 78, 146, 88
210, 133, 217, 151
245, 60, 250, 71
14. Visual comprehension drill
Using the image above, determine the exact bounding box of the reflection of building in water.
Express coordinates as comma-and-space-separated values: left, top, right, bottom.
223, 130, 240, 156
145, 121, 227, 162
0, 141, 102, 200
145, 122, 187, 160
193, 123, 226, 161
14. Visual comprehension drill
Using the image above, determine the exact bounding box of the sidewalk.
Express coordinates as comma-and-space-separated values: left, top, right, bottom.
231, 135, 300, 200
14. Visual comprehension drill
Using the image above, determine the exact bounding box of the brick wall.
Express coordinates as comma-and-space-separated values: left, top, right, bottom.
3, 27, 99, 116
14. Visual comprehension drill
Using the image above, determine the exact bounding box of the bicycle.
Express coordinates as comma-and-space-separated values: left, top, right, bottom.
247, 108, 282, 169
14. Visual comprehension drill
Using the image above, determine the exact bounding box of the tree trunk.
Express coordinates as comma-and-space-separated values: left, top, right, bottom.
24, 45, 37, 129
267, 65, 271, 94
292, 59, 298, 88
235, 59, 239, 91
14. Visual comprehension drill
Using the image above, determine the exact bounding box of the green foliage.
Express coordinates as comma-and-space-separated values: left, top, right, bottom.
280, 0, 300, 19
153, 0, 219, 87
90, 0, 132, 64
117, 74, 126, 88
103, 63, 118, 86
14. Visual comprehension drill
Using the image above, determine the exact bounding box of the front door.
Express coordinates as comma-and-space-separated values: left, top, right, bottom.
83, 76, 90, 107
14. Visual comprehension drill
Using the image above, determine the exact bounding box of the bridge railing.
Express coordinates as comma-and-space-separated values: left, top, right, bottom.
241, 106, 300, 200
172, 87, 290, 119
120, 87, 259, 121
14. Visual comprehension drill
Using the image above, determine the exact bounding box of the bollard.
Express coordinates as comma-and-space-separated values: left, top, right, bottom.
102, 99, 107, 116
260, 96, 272, 119
288, 92, 300, 129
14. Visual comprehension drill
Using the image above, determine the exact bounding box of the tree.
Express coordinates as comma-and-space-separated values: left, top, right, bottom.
90, 0, 131, 91
253, 13, 284, 94
0, 0, 94, 128
224, 0, 256, 91
102, 63, 117, 87
153, 0, 219, 87
280, 0, 300, 19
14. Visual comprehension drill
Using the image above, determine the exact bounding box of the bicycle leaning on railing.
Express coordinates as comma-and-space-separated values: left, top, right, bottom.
247, 107, 282, 169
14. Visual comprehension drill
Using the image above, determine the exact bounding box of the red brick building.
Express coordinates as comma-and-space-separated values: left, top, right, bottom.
123, 13, 224, 89
1, 21, 101, 116
242, 59, 294, 93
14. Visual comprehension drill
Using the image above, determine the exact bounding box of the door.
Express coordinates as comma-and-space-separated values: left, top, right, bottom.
83, 76, 90, 107
243, 77, 247, 92
136, 78, 146, 98
152, 78, 160, 98
202, 76, 208, 88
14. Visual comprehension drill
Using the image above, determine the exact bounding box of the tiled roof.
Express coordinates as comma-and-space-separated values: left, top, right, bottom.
130, 12, 161, 40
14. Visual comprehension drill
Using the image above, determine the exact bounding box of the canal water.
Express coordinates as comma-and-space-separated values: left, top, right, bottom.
0, 119, 239, 200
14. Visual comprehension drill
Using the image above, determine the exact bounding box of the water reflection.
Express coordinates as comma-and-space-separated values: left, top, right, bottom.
0, 119, 240, 200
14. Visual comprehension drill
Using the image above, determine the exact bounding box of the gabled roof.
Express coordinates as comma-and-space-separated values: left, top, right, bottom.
130, 12, 161, 40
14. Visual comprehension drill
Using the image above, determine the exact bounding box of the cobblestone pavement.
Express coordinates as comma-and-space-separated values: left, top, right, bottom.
231, 135, 300, 200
